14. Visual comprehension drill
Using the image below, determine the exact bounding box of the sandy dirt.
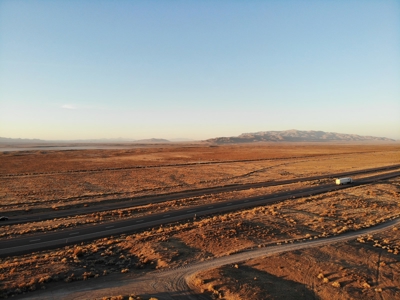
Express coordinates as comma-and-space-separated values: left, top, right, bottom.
0, 143, 399, 299
10, 218, 400, 300
193, 224, 400, 300
1, 144, 398, 211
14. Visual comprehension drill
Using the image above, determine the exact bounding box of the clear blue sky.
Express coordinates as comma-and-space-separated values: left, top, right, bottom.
1, 0, 399, 140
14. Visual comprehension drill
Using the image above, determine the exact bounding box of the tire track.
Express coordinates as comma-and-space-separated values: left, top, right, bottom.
375, 250, 384, 300
0, 160, 299, 209
16, 217, 400, 300
2, 164, 399, 214
0, 151, 382, 178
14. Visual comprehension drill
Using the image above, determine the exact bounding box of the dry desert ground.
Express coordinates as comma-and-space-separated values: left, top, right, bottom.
0, 143, 399, 299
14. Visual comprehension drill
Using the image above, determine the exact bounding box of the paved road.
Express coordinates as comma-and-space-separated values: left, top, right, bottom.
2, 164, 400, 225
0, 170, 398, 258
15, 216, 400, 300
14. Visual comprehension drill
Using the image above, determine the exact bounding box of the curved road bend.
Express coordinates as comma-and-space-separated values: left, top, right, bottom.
1, 171, 399, 258
3, 164, 400, 225
15, 217, 400, 300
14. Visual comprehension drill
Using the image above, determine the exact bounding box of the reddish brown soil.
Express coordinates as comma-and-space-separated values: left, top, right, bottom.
1, 144, 398, 212
0, 143, 399, 299
194, 226, 400, 300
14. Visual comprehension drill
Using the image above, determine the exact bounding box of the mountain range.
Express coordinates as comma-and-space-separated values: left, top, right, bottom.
207, 130, 396, 144
0, 137, 172, 144
1, 130, 396, 144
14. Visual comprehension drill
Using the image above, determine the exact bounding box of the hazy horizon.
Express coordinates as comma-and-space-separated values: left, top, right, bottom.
1, 128, 397, 142
1, 1, 399, 140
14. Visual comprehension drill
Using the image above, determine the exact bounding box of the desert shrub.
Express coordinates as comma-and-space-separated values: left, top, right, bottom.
362, 282, 371, 288
73, 247, 84, 257
193, 278, 204, 286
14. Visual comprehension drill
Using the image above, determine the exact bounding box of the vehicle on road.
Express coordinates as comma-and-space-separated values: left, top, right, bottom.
336, 177, 353, 185
0, 216, 9, 221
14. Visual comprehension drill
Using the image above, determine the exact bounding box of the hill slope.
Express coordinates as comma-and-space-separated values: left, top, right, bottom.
207, 130, 395, 144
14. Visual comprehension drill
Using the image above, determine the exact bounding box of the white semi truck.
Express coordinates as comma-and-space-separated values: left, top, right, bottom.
336, 177, 353, 185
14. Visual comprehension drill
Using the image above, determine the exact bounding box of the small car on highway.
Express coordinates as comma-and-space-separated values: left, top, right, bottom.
0, 216, 9, 221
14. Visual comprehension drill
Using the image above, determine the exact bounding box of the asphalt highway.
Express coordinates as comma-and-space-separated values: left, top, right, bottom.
0, 170, 399, 258
2, 164, 400, 225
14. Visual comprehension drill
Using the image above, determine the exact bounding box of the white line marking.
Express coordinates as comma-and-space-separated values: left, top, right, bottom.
136, 220, 144, 223
187, 210, 196, 213
105, 226, 114, 229
30, 239, 41, 242
69, 232, 79, 235
244, 200, 249, 203
208, 206, 213, 208
163, 215, 170, 218
226, 203, 232, 206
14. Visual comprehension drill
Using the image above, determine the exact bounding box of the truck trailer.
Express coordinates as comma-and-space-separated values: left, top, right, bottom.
336, 177, 353, 185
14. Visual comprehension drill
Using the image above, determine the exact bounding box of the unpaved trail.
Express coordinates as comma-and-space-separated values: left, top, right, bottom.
16, 218, 400, 300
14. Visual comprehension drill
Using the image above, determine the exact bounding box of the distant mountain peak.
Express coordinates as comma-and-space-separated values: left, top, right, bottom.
133, 138, 171, 143
207, 130, 395, 144
0, 137, 171, 144
0, 137, 46, 143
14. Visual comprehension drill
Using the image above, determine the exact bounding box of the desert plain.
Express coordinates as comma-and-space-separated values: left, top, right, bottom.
0, 142, 400, 299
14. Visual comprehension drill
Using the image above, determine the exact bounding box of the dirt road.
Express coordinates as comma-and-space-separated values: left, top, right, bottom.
15, 217, 400, 300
